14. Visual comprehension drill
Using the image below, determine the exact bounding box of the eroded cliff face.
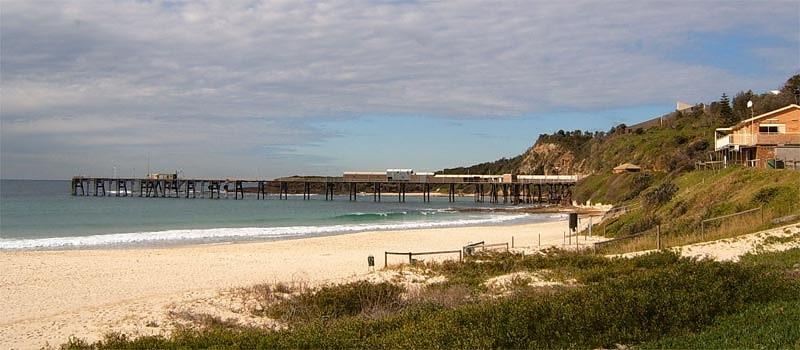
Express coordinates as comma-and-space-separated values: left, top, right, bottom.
518, 143, 588, 175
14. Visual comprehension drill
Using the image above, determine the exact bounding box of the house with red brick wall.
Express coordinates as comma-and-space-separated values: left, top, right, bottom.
714, 104, 800, 169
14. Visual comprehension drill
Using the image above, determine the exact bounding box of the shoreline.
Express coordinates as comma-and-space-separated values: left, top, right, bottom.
0, 215, 602, 349
0, 205, 590, 253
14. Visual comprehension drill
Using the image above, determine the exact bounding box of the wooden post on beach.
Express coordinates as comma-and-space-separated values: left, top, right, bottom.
657, 224, 662, 250
512, 236, 515, 248
538, 233, 541, 250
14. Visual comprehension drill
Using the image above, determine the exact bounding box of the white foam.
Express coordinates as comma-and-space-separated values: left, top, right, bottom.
0, 213, 532, 251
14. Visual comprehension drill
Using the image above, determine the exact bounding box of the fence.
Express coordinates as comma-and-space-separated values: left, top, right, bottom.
463, 241, 509, 255
595, 206, 766, 252
384, 241, 512, 267
593, 226, 656, 251
694, 160, 725, 171
384, 249, 462, 267
602, 203, 641, 221
701, 206, 763, 235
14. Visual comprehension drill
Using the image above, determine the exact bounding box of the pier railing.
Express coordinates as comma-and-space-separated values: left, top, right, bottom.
71, 175, 578, 204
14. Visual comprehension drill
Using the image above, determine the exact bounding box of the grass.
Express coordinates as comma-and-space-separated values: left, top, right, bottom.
638, 299, 800, 349
638, 248, 800, 349
589, 166, 800, 255
61, 249, 800, 349
264, 280, 405, 325
599, 213, 777, 255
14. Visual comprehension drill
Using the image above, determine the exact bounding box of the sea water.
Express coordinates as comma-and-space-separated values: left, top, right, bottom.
0, 180, 563, 251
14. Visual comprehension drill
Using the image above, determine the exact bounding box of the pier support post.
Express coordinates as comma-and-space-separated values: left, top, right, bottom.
72, 178, 85, 196
94, 178, 106, 197
448, 183, 455, 203
349, 183, 357, 201
208, 181, 218, 199
235, 181, 244, 200
120, 179, 129, 197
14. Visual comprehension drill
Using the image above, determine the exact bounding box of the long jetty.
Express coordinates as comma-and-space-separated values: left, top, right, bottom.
70, 175, 578, 205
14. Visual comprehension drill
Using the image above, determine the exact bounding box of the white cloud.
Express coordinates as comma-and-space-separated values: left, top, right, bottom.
1, 0, 798, 178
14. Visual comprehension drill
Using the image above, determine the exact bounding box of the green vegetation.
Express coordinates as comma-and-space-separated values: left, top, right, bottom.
265, 281, 405, 325
585, 166, 800, 244
639, 299, 800, 349
62, 249, 800, 349
438, 155, 523, 176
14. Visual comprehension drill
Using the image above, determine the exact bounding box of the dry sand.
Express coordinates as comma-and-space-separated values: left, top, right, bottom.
0, 215, 602, 349
618, 223, 800, 262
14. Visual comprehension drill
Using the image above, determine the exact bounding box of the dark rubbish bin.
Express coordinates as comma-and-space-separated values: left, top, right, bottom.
569, 213, 578, 231
367, 255, 375, 267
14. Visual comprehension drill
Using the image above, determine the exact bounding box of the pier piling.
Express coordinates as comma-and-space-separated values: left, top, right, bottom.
69, 176, 575, 205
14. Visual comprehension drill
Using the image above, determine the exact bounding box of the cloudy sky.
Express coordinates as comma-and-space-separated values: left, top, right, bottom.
1, 1, 798, 180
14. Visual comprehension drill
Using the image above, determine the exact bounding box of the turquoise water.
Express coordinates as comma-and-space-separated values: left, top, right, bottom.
0, 180, 561, 250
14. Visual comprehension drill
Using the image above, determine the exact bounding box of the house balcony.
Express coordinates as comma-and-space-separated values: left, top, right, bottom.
715, 132, 800, 151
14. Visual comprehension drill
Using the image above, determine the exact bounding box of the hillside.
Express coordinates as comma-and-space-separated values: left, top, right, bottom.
578, 166, 800, 239
442, 74, 800, 177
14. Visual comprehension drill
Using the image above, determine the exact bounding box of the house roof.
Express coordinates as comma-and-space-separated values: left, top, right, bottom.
726, 104, 800, 131
613, 163, 642, 170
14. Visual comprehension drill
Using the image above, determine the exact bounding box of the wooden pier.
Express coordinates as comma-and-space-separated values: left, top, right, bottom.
70, 175, 577, 205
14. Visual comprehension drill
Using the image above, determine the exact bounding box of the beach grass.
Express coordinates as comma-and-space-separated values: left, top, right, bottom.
61, 248, 800, 349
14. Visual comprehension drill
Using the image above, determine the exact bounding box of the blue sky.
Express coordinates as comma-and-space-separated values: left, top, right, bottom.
1, 1, 798, 180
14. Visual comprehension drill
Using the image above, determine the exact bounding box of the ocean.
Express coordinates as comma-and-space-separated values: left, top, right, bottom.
0, 179, 563, 251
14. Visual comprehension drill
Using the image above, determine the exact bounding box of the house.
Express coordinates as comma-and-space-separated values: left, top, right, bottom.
613, 163, 642, 174
714, 104, 800, 168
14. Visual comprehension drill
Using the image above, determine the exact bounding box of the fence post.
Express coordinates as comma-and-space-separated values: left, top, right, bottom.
408, 252, 413, 265
657, 225, 662, 250
384, 252, 387, 268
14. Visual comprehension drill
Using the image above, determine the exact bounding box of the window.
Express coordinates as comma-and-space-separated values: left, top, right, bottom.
759, 124, 785, 133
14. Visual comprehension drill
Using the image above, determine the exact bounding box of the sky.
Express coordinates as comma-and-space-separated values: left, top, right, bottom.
1, 0, 798, 180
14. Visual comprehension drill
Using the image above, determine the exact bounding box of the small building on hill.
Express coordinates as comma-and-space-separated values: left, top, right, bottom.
613, 163, 642, 174
714, 104, 800, 169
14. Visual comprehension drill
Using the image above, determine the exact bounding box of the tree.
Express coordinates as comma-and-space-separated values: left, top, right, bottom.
718, 93, 736, 125
782, 74, 800, 104
733, 90, 755, 119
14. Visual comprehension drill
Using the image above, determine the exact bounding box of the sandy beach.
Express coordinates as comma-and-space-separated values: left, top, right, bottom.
0, 215, 602, 349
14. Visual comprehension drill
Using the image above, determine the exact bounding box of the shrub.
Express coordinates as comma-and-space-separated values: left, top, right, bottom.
642, 181, 678, 208
268, 281, 405, 324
